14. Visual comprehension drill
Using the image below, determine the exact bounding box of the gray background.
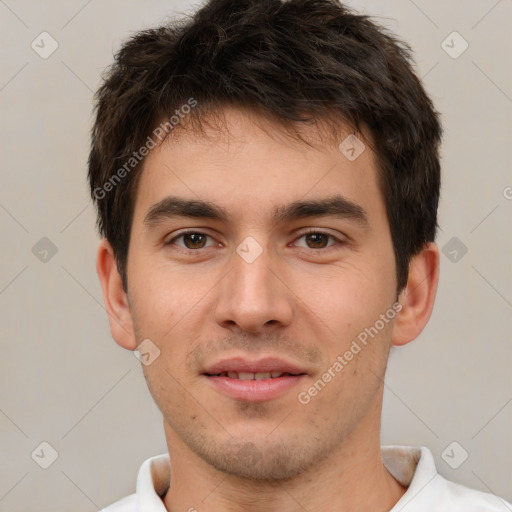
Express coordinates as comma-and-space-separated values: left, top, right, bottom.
1, 0, 511, 510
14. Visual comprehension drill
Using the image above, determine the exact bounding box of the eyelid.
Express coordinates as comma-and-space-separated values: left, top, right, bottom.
165, 229, 219, 248
291, 228, 346, 250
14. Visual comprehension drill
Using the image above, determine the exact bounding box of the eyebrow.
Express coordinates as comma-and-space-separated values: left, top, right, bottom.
143, 194, 369, 228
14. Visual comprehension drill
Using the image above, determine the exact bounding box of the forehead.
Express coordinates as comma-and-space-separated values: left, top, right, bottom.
132, 107, 385, 228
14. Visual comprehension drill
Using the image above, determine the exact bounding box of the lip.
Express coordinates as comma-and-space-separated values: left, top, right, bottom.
202, 356, 309, 402
203, 356, 307, 375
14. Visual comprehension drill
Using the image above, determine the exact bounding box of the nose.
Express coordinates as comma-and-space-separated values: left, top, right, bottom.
214, 240, 294, 334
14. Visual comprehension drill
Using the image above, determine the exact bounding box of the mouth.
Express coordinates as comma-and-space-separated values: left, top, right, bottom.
202, 357, 309, 402
206, 371, 303, 380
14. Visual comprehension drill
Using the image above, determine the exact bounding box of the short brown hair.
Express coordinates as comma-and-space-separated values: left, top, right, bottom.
88, 0, 442, 292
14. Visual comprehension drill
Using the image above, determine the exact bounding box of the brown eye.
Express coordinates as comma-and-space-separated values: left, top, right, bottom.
182, 233, 207, 249
166, 231, 215, 250
294, 230, 339, 250
304, 233, 330, 249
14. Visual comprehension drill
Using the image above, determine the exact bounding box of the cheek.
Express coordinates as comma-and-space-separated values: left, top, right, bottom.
298, 262, 389, 332
128, 259, 204, 334
297, 268, 396, 390
140, 356, 197, 430
128, 262, 217, 377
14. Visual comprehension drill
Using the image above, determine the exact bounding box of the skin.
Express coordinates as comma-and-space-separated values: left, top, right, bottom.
97, 107, 439, 511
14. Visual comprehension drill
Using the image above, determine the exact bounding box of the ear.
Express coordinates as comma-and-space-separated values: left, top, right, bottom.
96, 239, 137, 351
392, 242, 439, 347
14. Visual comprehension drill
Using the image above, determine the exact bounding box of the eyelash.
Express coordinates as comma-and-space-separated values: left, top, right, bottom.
165, 228, 344, 253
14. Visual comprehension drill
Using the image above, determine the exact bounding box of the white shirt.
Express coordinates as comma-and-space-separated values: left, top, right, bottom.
100, 446, 511, 511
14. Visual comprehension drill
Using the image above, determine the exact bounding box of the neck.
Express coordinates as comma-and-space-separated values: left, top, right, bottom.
162, 400, 406, 511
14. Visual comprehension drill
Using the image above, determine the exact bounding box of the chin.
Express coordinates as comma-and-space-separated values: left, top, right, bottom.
184, 430, 333, 482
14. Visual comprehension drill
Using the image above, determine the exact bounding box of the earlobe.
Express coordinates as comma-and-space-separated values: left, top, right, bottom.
96, 239, 138, 351
391, 242, 440, 347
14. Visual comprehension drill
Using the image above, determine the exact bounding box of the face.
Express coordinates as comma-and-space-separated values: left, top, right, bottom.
125, 108, 399, 480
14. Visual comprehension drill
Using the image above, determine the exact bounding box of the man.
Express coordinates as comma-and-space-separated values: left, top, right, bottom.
89, 0, 510, 510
